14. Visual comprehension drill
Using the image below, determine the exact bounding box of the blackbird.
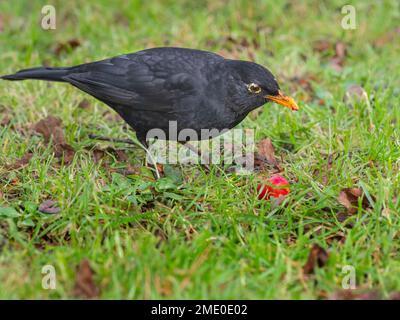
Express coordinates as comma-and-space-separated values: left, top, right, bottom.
1, 47, 298, 147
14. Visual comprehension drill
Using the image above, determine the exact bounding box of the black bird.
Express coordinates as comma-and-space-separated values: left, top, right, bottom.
1, 47, 298, 147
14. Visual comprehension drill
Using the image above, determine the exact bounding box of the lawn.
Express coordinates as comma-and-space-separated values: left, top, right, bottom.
0, 0, 399, 299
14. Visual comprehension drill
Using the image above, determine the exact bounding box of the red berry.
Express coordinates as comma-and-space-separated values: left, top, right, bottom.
257, 174, 290, 200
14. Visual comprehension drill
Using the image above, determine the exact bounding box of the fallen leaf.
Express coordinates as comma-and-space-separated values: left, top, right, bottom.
39, 200, 61, 214
373, 27, 400, 48
216, 35, 258, 61
34, 116, 63, 144
102, 110, 124, 123
111, 149, 129, 162
73, 259, 100, 299
313, 39, 331, 53
257, 138, 279, 167
6, 152, 33, 170
335, 41, 346, 60
330, 290, 380, 300
55, 143, 75, 165
303, 244, 329, 275
77, 98, 91, 109
336, 212, 350, 223
92, 148, 106, 163
389, 292, 400, 300
34, 116, 75, 165
54, 38, 81, 56
154, 276, 173, 296
329, 42, 347, 72
156, 163, 164, 176
329, 58, 343, 72
285, 74, 317, 103
0, 115, 11, 126
338, 187, 372, 214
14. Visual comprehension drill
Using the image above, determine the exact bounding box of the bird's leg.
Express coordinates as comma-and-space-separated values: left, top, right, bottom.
179, 141, 211, 172
137, 134, 161, 179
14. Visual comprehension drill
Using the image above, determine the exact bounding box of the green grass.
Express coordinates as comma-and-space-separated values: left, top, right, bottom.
0, 0, 399, 299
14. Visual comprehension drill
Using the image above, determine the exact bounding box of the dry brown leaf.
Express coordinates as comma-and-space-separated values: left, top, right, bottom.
73, 259, 100, 299
257, 138, 279, 167
92, 148, 106, 163
77, 98, 91, 109
330, 290, 380, 300
55, 143, 75, 165
112, 149, 129, 162
216, 35, 258, 62
156, 163, 164, 176
0, 115, 11, 126
338, 187, 372, 215
6, 152, 33, 170
329, 42, 347, 72
335, 41, 346, 59
102, 110, 124, 123
389, 292, 400, 300
336, 212, 350, 223
313, 39, 332, 53
34, 116, 75, 165
303, 244, 329, 275
313, 40, 347, 71
39, 200, 61, 214
373, 27, 400, 48
54, 38, 81, 56
154, 275, 173, 296
34, 116, 63, 143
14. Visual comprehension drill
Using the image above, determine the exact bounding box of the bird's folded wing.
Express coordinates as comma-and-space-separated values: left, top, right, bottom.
65, 74, 139, 107
63, 55, 201, 112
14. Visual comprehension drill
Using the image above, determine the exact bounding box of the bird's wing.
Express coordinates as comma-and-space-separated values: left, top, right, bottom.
64, 49, 222, 112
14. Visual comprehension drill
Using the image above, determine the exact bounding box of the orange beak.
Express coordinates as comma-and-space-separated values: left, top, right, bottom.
266, 90, 299, 111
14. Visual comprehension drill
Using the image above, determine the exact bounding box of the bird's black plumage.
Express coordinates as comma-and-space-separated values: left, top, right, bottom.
1, 47, 297, 145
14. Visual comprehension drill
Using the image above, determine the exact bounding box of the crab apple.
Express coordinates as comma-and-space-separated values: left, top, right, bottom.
257, 174, 290, 200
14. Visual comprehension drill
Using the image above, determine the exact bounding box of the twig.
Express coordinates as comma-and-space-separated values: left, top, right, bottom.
88, 134, 137, 146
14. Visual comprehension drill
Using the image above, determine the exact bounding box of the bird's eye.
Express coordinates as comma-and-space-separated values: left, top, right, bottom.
247, 83, 261, 94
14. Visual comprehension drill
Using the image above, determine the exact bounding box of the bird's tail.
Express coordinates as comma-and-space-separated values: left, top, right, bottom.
1, 67, 70, 82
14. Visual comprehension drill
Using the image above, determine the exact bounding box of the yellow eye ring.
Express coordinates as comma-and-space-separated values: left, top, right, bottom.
248, 83, 261, 94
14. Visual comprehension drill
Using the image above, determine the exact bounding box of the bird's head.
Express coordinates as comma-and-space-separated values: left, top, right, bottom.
226, 60, 299, 113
